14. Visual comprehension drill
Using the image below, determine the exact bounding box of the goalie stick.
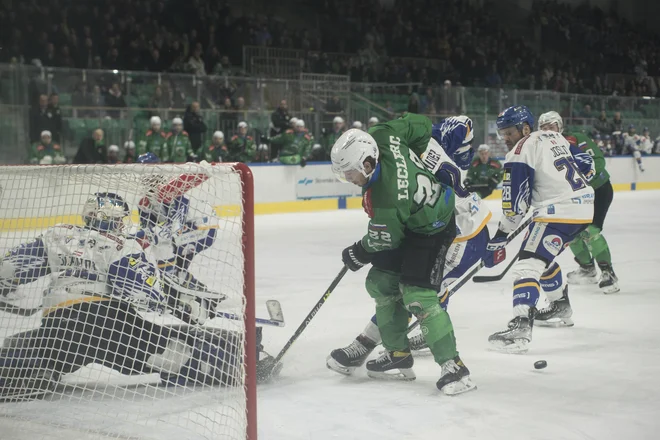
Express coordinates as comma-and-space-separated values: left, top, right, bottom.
258, 265, 349, 381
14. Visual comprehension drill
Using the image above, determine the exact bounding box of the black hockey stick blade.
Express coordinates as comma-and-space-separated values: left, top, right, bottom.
261, 266, 349, 381
472, 254, 519, 283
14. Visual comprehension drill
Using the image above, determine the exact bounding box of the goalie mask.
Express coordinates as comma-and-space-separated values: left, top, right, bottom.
83, 192, 130, 232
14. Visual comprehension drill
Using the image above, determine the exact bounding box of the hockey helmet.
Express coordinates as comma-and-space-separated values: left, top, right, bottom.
331, 128, 379, 185
497, 105, 535, 132
538, 111, 563, 133
138, 152, 160, 164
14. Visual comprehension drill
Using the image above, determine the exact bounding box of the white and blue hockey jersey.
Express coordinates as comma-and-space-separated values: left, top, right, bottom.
0, 225, 165, 314
421, 138, 492, 241
499, 130, 595, 233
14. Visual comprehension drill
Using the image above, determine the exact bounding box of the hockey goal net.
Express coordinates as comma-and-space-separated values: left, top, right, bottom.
0, 162, 256, 440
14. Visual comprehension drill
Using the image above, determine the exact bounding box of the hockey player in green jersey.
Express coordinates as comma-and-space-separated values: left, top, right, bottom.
539, 111, 619, 293
270, 119, 313, 165
164, 117, 192, 163
30, 130, 66, 164
330, 115, 476, 395
464, 144, 503, 198
227, 122, 256, 163
199, 130, 228, 162
138, 116, 168, 156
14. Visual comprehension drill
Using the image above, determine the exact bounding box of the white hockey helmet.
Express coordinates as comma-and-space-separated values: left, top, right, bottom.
82, 192, 130, 232
477, 144, 490, 152
150, 116, 162, 128
124, 140, 136, 150
108, 145, 120, 154
333, 116, 344, 124
213, 130, 225, 140
538, 111, 563, 133
172, 117, 183, 126
352, 121, 363, 129
368, 116, 379, 126
330, 128, 379, 184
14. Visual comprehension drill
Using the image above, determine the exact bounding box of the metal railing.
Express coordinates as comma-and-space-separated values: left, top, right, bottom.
2, 63, 660, 164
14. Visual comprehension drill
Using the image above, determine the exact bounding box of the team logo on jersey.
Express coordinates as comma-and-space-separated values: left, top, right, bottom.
547, 205, 556, 215
542, 235, 563, 254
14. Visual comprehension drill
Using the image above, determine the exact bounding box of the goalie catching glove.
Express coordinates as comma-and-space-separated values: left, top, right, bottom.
162, 270, 226, 324
342, 241, 372, 272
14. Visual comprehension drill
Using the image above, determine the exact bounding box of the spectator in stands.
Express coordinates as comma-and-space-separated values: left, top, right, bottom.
107, 145, 121, 164
187, 46, 206, 76
29, 130, 65, 165
184, 101, 207, 156
149, 86, 172, 113
29, 94, 52, 143
105, 83, 126, 118
47, 93, 63, 143
74, 128, 106, 164
594, 111, 610, 134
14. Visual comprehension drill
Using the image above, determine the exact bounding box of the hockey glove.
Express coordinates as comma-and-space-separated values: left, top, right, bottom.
484, 230, 508, 268
342, 241, 372, 272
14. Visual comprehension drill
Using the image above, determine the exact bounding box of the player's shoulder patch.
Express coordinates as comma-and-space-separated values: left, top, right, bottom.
37, 145, 44, 151
564, 134, 578, 145
209, 145, 215, 151
231, 135, 238, 140
304, 134, 311, 140
514, 135, 531, 155
471, 158, 480, 167
247, 136, 253, 140
182, 131, 189, 136
362, 188, 374, 218
165, 132, 173, 139
489, 159, 501, 168
285, 129, 294, 134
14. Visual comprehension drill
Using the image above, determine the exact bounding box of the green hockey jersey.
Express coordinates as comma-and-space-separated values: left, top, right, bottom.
360, 113, 455, 253
564, 132, 610, 189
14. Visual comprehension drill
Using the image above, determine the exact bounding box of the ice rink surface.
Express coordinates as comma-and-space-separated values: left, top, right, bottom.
256, 190, 660, 440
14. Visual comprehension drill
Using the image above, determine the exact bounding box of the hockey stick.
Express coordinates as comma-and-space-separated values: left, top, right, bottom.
216, 300, 285, 327
259, 266, 349, 380
472, 254, 519, 283
470, 216, 533, 283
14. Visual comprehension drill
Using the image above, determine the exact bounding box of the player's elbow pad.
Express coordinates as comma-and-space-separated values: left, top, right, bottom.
2, 237, 50, 286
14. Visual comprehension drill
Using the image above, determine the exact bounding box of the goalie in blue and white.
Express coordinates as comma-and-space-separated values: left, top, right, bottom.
134, 152, 222, 300
0, 193, 242, 401
484, 105, 595, 353
326, 132, 492, 375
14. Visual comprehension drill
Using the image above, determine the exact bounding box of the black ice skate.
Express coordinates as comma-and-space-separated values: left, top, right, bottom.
326, 335, 376, 376
567, 259, 598, 285
365, 349, 416, 381
488, 309, 534, 353
536, 286, 574, 327
598, 263, 620, 294
409, 332, 429, 353
436, 356, 476, 396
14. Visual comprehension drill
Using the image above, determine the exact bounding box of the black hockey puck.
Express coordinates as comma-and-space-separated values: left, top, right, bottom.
534, 360, 547, 369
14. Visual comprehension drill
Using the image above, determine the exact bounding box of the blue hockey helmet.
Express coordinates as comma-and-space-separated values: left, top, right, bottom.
643, 126, 649, 132
628, 124, 635, 130
138, 152, 160, 164
82, 192, 130, 232
604, 134, 611, 141
496, 105, 535, 132
593, 133, 601, 140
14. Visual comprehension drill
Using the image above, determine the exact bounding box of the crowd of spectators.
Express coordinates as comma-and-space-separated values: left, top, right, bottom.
3, 0, 660, 99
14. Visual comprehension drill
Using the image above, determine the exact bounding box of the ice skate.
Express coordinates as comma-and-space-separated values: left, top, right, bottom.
365, 349, 416, 381
598, 263, 620, 294
408, 332, 429, 353
567, 259, 598, 285
536, 286, 574, 327
436, 356, 476, 396
488, 310, 534, 353
326, 335, 376, 376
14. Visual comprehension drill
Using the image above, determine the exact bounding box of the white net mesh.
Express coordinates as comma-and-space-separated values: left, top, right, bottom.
0, 163, 252, 439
